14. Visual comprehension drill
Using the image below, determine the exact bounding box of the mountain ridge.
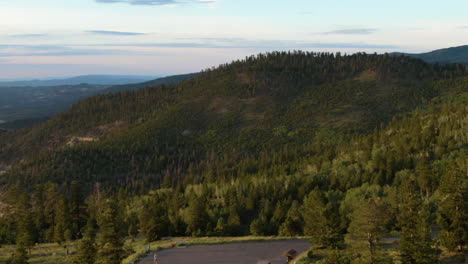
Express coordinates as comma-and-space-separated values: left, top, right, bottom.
395, 45, 468, 65
0, 74, 158, 87
1, 51, 466, 189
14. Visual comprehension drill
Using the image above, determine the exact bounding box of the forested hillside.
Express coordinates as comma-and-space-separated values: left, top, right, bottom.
0, 88, 466, 263
397, 45, 468, 65
0, 52, 466, 188
0, 52, 466, 263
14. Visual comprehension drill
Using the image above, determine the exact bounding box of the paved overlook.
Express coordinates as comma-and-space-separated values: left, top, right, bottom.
139, 239, 311, 264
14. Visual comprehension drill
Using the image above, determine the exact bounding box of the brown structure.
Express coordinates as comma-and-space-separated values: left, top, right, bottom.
282, 249, 297, 263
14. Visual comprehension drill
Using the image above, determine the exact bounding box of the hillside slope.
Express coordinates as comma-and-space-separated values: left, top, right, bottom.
0, 74, 197, 130
396, 45, 468, 65
0, 75, 157, 87
0, 52, 466, 189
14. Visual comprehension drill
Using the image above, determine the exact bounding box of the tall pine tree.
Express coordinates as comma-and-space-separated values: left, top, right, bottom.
346, 198, 391, 264
95, 199, 125, 264
72, 218, 97, 264
398, 178, 438, 264
437, 163, 467, 254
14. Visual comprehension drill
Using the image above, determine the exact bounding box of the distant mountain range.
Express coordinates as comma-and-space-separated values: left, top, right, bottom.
0, 73, 197, 129
395, 45, 468, 65
0, 75, 158, 87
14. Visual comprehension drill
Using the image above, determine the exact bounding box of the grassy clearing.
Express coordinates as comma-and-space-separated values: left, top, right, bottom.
0, 242, 77, 264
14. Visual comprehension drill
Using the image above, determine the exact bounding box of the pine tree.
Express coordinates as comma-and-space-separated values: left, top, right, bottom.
53, 196, 69, 244
70, 181, 86, 239
303, 189, 343, 248
413, 202, 439, 264
398, 178, 420, 263
215, 217, 227, 236
278, 201, 303, 236
416, 157, 433, 198
186, 196, 208, 236
139, 194, 170, 242
95, 199, 125, 264
346, 198, 391, 264
437, 163, 467, 254
398, 178, 438, 264
227, 205, 242, 236
72, 218, 97, 264
16, 194, 37, 254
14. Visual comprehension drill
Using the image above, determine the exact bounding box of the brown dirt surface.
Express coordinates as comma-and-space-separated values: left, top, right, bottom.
139, 239, 310, 264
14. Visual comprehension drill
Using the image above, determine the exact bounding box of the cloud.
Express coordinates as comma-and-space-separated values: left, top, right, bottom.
87, 30, 146, 36
97, 39, 398, 50
0, 44, 149, 57
457, 26, 468, 29
10, 34, 48, 38
319, 28, 378, 35
95, 0, 216, 5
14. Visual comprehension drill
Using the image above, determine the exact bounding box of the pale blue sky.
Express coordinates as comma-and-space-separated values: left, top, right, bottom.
0, 0, 467, 78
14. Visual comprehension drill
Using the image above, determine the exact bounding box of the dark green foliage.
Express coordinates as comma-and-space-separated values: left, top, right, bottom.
15, 195, 37, 253
7, 243, 29, 264
320, 250, 352, 264
437, 163, 467, 253
53, 197, 69, 244
95, 199, 125, 264
69, 181, 87, 239
278, 201, 303, 236
139, 193, 170, 242
1, 52, 466, 190
398, 178, 438, 264
72, 219, 97, 264
303, 189, 343, 248
186, 196, 209, 236
346, 198, 391, 264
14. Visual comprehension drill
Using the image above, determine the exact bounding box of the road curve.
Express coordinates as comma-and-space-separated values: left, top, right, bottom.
138, 239, 311, 264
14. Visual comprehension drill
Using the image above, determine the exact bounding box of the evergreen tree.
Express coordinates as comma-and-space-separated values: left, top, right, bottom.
53, 196, 69, 244
70, 181, 86, 239
398, 178, 438, 264
437, 164, 467, 254
16, 194, 37, 254
413, 202, 439, 264
278, 201, 303, 236
186, 196, 208, 236
95, 199, 125, 264
346, 198, 391, 264
303, 189, 343, 248
72, 218, 97, 264
215, 217, 227, 236
139, 194, 170, 242
227, 205, 242, 236
416, 157, 433, 198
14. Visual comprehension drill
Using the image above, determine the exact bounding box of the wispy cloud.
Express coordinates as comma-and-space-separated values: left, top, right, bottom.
95, 0, 216, 5
95, 39, 398, 50
319, 28, 378, 35
86, 30, 146, 36
10, 34, 48, 38
0, 44, 149, 57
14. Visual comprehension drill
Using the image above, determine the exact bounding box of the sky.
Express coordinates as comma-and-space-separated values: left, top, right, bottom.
0, 0, 467, 78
